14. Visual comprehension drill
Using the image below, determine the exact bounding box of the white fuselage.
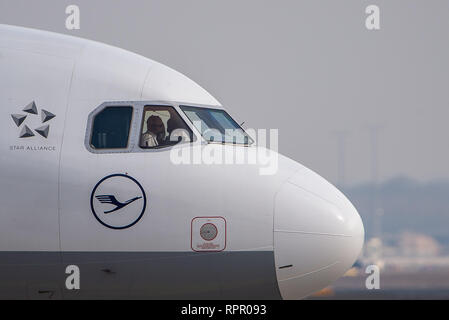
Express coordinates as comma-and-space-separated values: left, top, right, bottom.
0, 25, 364, 299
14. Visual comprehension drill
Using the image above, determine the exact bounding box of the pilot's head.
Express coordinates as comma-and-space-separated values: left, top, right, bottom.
166, 118, 177, 135
147, 115, 165, 135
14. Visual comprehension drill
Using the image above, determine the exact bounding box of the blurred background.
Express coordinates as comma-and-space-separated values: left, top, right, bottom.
1, 0, 448, 299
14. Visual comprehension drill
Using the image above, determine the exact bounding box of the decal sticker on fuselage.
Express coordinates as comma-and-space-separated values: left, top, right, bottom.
90, 174, 147, 229
8, 101, 57, 152
191, 217, 226, 252
11, 101, 56, 138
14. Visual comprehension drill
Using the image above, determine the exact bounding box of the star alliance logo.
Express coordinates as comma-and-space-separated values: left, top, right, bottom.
11, 101, 56, 138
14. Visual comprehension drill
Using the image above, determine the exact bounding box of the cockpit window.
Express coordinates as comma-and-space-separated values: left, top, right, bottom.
180, 106, 253, 145
140, 106, 194, 149
90, 106, 133, 149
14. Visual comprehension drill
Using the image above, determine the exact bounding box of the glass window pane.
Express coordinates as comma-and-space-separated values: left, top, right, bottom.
91, 106, 133, 149
180, 105, 253, 145
140, 106, 194, 149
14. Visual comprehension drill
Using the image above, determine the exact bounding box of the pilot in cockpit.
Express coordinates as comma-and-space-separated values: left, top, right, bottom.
141, 115, 166, 147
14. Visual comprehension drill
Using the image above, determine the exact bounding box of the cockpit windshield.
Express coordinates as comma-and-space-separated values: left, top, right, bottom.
180, 106, 253, 145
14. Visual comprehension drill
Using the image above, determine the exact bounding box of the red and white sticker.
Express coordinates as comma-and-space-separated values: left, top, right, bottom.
191, 217, 226, 252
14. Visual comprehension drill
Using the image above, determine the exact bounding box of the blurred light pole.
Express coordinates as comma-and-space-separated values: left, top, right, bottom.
332, 130, 349, 190
367, 124, 385, 267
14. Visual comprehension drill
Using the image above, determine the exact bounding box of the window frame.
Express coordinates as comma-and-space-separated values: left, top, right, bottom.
85, 101, 204, 154
139, 105, 195, 150
180, 105, 254, 146
89, 105, 134, 151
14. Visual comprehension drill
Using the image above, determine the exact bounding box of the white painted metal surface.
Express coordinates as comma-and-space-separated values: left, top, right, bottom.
0, 24, 364, 299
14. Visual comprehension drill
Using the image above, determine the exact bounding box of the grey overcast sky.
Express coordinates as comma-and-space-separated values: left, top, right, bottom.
1, 0, 448, 185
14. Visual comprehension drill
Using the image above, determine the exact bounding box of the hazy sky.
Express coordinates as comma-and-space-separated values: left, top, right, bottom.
1, 0, 448, 185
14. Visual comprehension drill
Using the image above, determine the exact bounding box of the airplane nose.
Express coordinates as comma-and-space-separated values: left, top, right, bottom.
274, 167, 364, 299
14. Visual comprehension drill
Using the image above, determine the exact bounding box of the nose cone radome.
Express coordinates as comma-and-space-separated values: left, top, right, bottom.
274, 168, 364, 299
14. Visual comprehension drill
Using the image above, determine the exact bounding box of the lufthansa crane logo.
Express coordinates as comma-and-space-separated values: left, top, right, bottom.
90, 174, 147, 230
95, 195, 142, 214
